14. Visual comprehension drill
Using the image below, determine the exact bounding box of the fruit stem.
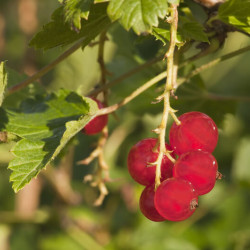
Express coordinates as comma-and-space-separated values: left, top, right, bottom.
154, 4, 179, 189
170, 108, 181, 125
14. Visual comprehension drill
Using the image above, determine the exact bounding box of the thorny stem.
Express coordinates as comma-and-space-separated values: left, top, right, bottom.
154, 4, 179, 189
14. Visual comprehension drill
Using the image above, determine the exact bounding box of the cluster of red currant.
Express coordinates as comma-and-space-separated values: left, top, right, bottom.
127, 112, 219, 222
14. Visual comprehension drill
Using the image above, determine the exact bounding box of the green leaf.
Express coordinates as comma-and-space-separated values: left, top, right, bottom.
152, 15, 208, 45
152, 21, 185, 46
0, 62, 7, 107
0, 89, 98, 192
30, 2, 110, 50
107, 0, 168, 34
218, 0, 250, 34
61, 0, 94, 31
178, 16, 209, 43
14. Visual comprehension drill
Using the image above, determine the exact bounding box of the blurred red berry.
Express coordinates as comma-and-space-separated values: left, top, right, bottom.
83, 98, 108, 135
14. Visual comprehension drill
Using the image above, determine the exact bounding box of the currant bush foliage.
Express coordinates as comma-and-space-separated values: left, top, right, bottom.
58, 0, 94, 30
0, 0, 249, 193
218, 0, 250, 34
0, 90, 98, 191
107, 0, 168, 34
30, 2, 111, 49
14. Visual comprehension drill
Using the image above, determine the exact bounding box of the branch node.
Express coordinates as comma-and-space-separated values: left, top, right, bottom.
152, 127, 161, 134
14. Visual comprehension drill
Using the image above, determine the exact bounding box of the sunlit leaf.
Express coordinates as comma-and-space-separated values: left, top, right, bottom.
107, 0, 168, 34
0, 89, 98, 192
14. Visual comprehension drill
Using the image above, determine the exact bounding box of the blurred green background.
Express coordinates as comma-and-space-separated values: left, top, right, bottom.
1, 0, 250, 250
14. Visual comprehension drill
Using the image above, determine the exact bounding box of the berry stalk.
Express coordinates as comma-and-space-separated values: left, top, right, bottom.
154, 4, 179, 189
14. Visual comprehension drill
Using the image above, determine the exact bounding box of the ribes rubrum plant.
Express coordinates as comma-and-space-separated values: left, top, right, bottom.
1, 0, 249, 232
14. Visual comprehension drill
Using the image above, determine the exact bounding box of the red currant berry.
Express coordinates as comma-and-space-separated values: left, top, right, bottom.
139, 185, 165, 222
154, 178, 198, 221
169, 111, 218, 155
83, 98, 108, 135
173, 150, 218, 195
127, 138, 174, 186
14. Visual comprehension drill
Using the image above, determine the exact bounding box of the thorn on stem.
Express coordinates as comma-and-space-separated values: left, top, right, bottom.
170, 107, 178, 113
146, 161, 158, 167
152, 94, 164, 104
170, 90, 178, 99
152, 127, 161, 134
165, 16, 173, 23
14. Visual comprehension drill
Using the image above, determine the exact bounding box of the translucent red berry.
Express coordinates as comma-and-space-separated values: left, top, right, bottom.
173, 150, 218, 195
154, 178, 198, 221
127, 138, 174, 186
83, 98, 108, 135
139, 185, 165, 222
169, 111, 218, 155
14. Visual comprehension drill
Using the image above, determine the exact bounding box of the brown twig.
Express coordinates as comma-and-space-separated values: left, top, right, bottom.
78, 127, 110, 206
79, 31, 111, 206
